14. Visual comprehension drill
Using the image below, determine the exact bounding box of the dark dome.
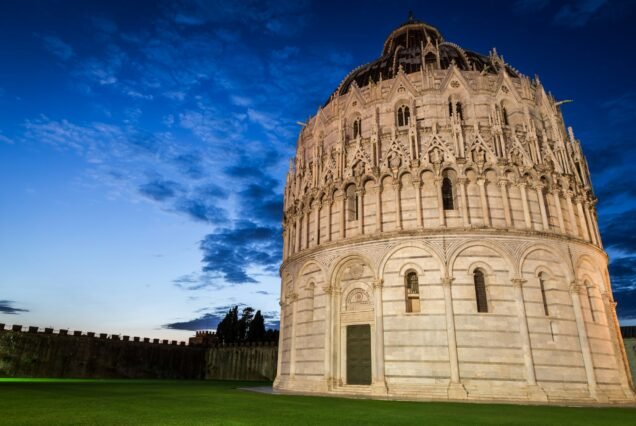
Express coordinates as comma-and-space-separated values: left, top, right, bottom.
329, 15, 518, 101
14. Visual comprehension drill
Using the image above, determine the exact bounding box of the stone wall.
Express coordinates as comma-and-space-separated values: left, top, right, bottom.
625, 338, 636, 383
206, 345, 278, 381
0, 325, 205, 379
0, 325, 277, 381
277, 234, 635, 403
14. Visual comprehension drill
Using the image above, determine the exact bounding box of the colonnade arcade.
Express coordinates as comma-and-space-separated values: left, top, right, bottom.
283, 165, 601, 260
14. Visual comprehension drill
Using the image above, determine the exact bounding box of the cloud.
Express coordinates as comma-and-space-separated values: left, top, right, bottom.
601, 93, 636, 127
513, 0, 616, 28
0, 133, 14, 145
173, 273, 223, 291
20, 0, 352, 291
553, 0, 608, 27
162, 303, 246, 330
199, 220, 281, 284
613, 288, 636, 320
600, 209, 636, 253
163, 312, 224, 330
165, 0, 309, 35
610, 256, 636, 292
73, 44, 126, 87
261, 310, 280, 329
38, 34, 74, 60
0, 300, 29, 315
172, 152, 206, 179
138, 179, 182, 201
176, 197, 227, 224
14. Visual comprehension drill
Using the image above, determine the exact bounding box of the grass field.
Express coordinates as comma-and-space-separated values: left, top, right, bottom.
0, 379, 634, 425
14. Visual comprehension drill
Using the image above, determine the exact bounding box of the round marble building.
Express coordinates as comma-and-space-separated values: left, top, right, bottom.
273, 16, 635, 403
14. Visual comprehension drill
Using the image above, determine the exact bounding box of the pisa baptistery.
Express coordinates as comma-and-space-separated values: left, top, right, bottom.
274, 16, 635, 403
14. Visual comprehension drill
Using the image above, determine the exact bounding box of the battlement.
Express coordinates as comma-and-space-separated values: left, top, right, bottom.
0, 323, 279, 381
0, 323, 187, 347
0, 323, 278, 348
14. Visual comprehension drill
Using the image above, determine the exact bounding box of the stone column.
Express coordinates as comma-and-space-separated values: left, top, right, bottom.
435, 178, 446, 227
295, 215, 302, 253
565, 191, 578, 237
569, 281, 598, 399
519, 182, 532, 229
357, 189, 365, 235
394, 182, 402, 230
333, 288, 342, 386
288, 293, 298, 380
326, 197, 332, 243
340, 194, 346, 239
282, 228, 287, 260
372, 279, 387, 394
583, 202, 598, 245
552, 190, 566, 234
375, 184, 383, 233
535, 184, 549, 231
441, 276, 467, 399
602, 293, 635, 396
322, 285, 333, 390
512, 278, 547, 400
413, 180, 423, 228
304, 209, 310, 249
590, 204, 603, 248
274, 300, 286, 386
575, 197, 591, 242
456, 177, 469, 227
498, 179, 512, 228
314, 201, 321, 246
477, 177, 490, 227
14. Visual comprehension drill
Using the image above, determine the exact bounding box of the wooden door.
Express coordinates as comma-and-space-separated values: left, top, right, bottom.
346, 324, 372, 385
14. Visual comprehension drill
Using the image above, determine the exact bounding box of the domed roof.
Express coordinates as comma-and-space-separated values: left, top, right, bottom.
329, 14, 518, 101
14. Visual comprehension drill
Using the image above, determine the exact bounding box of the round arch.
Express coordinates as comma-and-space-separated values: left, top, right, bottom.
378, 241, 445, 278
448, 240, 516, 279
518, 244, 572, 283
329, 253, 377, 288
295, 260, 327, 291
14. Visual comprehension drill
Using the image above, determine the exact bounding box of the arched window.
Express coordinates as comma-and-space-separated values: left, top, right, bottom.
449, 101, 463, 120
455, 102, 463, 120
397, 105, 410, 127
442, 177, 454, 210
424, 52, 437, 71
352, 117, 361, 139
474, 269, 488, 313
346, 185, 358, 221
405, 271, 420, 313
586, 283, 596, 322
539, 272, 549, 316
502, 106, 509, 126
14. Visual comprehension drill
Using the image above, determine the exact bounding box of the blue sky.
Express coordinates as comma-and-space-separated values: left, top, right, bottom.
1, 0, 635, 340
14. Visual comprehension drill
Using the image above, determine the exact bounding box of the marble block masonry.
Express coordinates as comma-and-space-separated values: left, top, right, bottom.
273, 15, 635, 404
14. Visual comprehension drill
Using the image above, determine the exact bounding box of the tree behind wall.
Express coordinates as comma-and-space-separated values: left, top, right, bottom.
247, 310, 266, 342
216, 306, 275, 343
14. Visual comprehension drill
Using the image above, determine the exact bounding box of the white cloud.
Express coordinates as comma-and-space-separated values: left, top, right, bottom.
38, 34, 74, 61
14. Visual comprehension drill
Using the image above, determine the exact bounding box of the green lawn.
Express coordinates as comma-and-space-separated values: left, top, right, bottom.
0, 379, 633, 425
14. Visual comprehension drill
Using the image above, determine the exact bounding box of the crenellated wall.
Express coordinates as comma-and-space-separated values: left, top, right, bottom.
0, 325, 277, 381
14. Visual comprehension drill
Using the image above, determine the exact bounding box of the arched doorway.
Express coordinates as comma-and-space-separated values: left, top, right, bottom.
332, 258, 376, 387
